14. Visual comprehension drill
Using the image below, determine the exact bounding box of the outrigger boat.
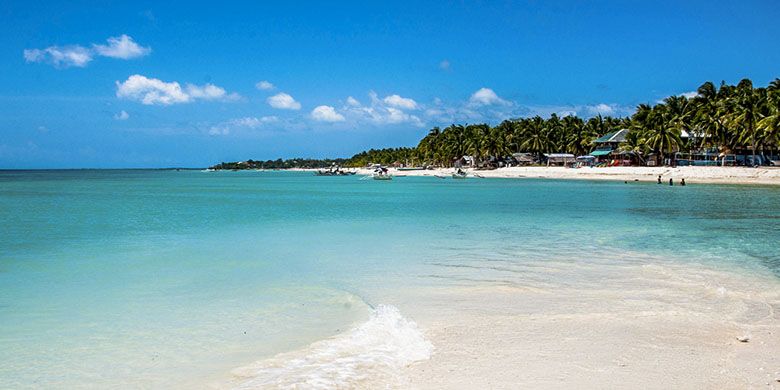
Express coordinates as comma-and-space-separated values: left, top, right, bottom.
452, 168, 468, 179
314, 164, 356, 176
372, 166, 393, 180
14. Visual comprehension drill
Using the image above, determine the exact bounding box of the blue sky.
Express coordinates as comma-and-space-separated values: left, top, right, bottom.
1, 1, 779, 168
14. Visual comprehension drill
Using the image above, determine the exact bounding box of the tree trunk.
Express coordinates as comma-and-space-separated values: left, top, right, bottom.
752, 125, 757, 166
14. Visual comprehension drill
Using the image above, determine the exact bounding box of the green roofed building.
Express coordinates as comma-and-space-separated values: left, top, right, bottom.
590, 129, 629, 157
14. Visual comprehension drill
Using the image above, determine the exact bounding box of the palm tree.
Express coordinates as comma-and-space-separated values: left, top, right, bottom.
757, 81, 780, 155
728, 79, 764, 164
641, 105, 683, 164
519, 116, 552, 160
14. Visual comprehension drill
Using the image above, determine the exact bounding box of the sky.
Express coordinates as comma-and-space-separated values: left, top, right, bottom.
1, 1, 779, 168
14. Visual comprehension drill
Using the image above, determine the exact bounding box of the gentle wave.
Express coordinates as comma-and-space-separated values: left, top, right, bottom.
229, 305, 433, 389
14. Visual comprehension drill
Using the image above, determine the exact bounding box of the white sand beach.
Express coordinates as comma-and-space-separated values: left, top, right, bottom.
225, 249, 780, 389
353, 166, 780, 186
397, 265, 780, 389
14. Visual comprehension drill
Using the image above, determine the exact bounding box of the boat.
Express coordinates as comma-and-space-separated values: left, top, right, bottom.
314, 165, 356, 176
372, 173, 393, 180
452, 169, 468, 179
372, 166, 393, 180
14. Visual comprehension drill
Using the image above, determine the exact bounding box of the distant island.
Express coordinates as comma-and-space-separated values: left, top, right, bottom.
211, 78, 780, 170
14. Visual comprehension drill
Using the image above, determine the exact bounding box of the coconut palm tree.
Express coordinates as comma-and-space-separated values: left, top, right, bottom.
728, 79, 764, 164
640, 105, 683, 164
519, 116, 552, 160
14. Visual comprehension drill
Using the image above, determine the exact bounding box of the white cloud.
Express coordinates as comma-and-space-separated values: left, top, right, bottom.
24, 35, 150, 68
208, 116, 279, 136
311, 105, 345, 122
23, 46, 93, 68
469, 88, 511, 106
114, 110, 130, 120
255, 80, 275, 90
185, 83, 239, 101
346, 96, 361, 107
230, 116, 278, 127
558, 110, 577, 117
115, 74, 238, 105
520, 103, 633, 119
340, 91, 424, 127
439, 60, 450, 70
385, 107, 419, 124
267, 92, 301, 110
93, 35, 150, 59
383, 94, 419, 110
680, 91, 698, 99
584, 103, 616, 115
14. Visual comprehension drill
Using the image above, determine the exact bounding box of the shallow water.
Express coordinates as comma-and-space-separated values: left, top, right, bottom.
1, 170, 779, 388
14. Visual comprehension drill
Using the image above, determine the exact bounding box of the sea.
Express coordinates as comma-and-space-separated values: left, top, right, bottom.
1, 169, 779, 388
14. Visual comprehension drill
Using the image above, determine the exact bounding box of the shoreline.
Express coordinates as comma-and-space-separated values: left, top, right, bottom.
343, 166, 780, 186
224, 251, 780, 389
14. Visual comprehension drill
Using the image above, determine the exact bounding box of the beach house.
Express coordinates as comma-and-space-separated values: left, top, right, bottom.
589, 129, 646, 166
590, 129, 629, 158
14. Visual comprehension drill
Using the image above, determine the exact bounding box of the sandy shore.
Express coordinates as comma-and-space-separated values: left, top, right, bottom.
226, 251, 780, 389
390, 258, 780, 389
349, 166, 780, 185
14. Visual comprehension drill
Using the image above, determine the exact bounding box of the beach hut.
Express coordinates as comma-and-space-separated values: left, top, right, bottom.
544, 153, 576, 167
511, 152, 536, 166
575, 155, 596, 167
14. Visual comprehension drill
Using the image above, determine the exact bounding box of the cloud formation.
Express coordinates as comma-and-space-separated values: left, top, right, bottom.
114, 110, 130, 120
115, 75, 238, 105
468, 87, 511, 106
255, 80, 275, 90
267, 93, 301, 110
383, 94, 419, 110
24, 35, 150, 68
92, 35, 151, 59
345, 96, 361, 107
209, 116, 278, 136
23, 46, 93, 68
584, 103, 615, 115
339, 91, 424, 127
311, 105, 345, 122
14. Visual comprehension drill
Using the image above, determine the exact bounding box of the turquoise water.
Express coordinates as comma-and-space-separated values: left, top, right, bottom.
1, 170, 779, 388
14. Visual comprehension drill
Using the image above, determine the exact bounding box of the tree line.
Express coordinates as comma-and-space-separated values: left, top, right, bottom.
213, 78, 780, 169
353, 78, 780, 167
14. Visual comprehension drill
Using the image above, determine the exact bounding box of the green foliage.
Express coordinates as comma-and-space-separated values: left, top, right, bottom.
211, 158, 348, 170
214, 78, 780, 169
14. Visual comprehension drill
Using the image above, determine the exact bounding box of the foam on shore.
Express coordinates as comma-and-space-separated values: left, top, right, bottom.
227, 305, 432, 389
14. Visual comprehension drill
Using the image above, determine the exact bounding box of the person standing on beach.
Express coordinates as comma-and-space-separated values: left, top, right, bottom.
681, 178, 686, 186
658, 175, 662, 184
669, 178, 673, 186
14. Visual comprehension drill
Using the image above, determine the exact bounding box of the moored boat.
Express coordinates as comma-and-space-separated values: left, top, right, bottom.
372, 166, 393, 180
452, 168, 468, 179
315, 164, 356, 176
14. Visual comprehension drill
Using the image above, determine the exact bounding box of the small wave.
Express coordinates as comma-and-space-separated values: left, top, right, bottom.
229, 305, 433, 389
